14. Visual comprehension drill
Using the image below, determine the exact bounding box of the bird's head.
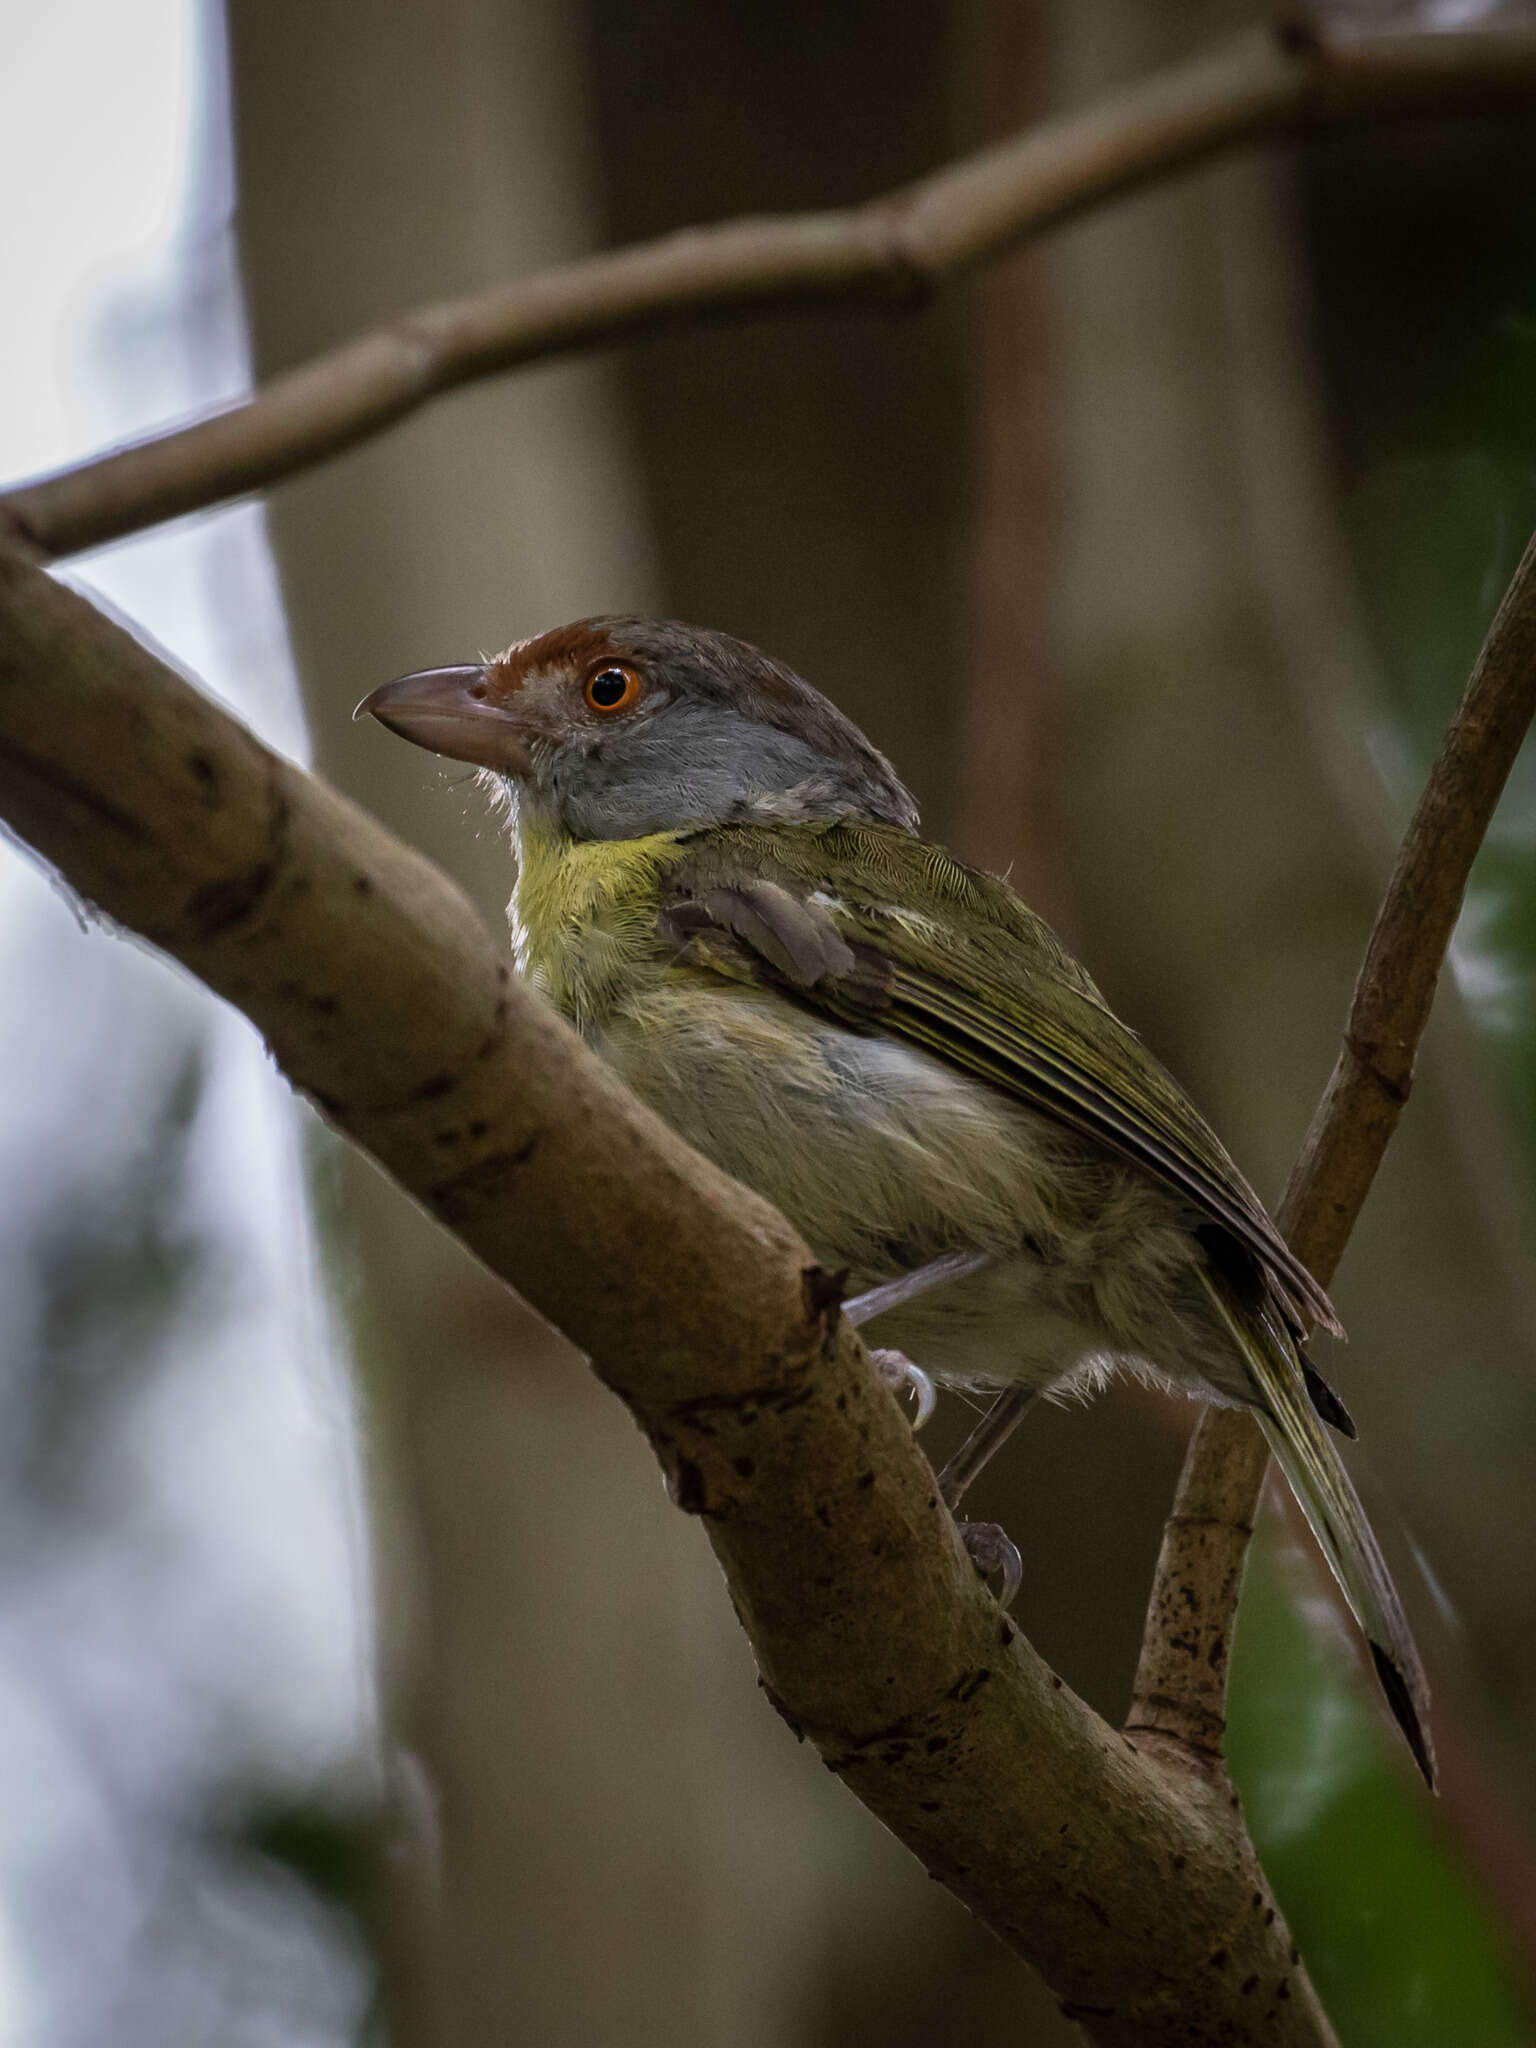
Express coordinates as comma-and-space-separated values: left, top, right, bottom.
355, 616, 919, 841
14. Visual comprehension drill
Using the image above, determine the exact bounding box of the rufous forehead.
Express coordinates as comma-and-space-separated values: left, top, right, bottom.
488, 619, 619, 689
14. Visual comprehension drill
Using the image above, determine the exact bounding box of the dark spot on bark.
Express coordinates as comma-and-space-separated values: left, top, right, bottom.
1241, 1975, 1259, 1996
468, 1120, 488, 1138
410, 1072, 456, 1102
666, 1378, 811, 1423
836, 1393, 847, 1411
473, 992, 512, 1060
998, 1620, 1015, 1646
732, 1456, 755, 1479
309, 994, 337, 1015
187, 751, 216, 787
919, 1800, 940, 1813
1207, 1634, 1227, 1669
1277, 1978, 1290, 2001
856, 1470, 875, 1490
428, 1136, 540, 1220
668, 1456, 708, 1515
1171, 1855, 1186, 1873
801, 1263, 848, 1338
0, 737, 149, 842
1290, 1946, 1300, 1966
1251, 1893, 1263, 1910
186, 861, 275, 939
311, 1090, 347, 1117
1275, 13, 1321, 59
1080, 1896, 1109, 1929
352, 873, 373, 895
949, 1668, 991, 1705
1264, 1907, 1275, 1926
1050, 1674, 1062, 1690
1210, 1949, 1228, 1969
815, 1504, 832, 1527
924, 1736, 949, 1754
1180, 1584, 1199, 1611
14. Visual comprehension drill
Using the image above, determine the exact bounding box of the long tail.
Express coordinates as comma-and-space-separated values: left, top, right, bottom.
1199, 1270, 1436, 1789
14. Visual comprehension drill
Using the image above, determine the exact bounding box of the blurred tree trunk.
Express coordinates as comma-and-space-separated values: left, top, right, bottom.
957, 1, 1069, 927
946, 0, 1202, 1849
1043, 0, 1536, 1916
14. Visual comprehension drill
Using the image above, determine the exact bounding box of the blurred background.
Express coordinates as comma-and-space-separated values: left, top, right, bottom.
5, 0, 1536, 2040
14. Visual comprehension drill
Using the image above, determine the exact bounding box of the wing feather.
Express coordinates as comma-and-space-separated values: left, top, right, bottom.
663, 823, 1340, 1338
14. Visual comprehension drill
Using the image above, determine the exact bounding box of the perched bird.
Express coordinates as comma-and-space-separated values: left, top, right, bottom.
358, 616, 1433, 1786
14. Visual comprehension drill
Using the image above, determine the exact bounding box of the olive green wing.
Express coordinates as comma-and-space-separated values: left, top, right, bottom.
661, 821, 1340, 1339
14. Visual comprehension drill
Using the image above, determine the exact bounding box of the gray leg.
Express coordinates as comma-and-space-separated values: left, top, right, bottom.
937, 1386, 1036, 1510
937, 1387, 1036, 1611
843, 1258, 1030, 1605
844, 1250, 992, 1329
849, 1251, 987, 1433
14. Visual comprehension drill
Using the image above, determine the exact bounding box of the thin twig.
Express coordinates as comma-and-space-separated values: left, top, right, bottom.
8, 24, 1536, 560
0, 544, 1341, 2047
1129, 526, 1536, 1766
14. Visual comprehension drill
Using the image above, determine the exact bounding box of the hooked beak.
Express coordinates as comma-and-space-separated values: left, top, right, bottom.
354, 665, 533, 777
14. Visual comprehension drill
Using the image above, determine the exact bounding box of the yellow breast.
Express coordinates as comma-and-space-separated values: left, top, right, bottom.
510, 813, 687, 1036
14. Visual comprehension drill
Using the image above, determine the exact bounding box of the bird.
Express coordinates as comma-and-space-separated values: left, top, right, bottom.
357, 614, 1434, 1787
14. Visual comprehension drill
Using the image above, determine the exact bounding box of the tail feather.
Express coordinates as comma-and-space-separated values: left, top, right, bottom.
1300, 1351, 1356, 1439
1199, 1272, 1436, 1790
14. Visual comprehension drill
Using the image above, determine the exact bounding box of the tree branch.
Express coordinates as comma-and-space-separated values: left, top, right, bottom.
1130, 525, 1536, 1765
0, 546, 1348, 2043
8, 23, 1536, 561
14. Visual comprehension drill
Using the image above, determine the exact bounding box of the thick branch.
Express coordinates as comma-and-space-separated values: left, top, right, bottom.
0, 549, 1342, 2042
1131, 526, 1536, 1762
8, 24, 1536, 559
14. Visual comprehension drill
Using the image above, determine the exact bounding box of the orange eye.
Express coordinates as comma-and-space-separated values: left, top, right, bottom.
583, 663, 643, 715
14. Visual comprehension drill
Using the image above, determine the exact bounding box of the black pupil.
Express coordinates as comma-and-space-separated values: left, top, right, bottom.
589, 668, 629, 707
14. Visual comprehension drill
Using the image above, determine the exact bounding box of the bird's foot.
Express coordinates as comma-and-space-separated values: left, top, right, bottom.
959, 1520, 1022, 1609
869, 1347, 937, 1430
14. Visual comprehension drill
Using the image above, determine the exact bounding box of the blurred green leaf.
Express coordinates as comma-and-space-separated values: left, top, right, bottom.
1229, 1520, 1535, 2048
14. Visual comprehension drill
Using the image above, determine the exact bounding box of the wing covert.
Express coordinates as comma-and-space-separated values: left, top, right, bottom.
659, 822, 1340, 1339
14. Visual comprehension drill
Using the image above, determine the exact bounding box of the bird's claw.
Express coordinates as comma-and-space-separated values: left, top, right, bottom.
870, 1347, 937, 1430
960, 1520, 1022, 1608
